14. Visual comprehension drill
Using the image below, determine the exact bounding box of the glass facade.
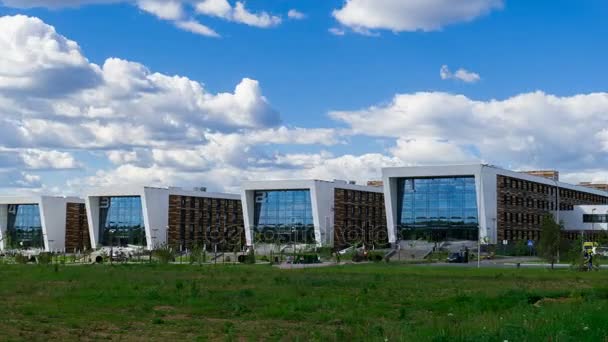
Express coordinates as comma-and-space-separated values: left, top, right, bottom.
253, 189, 315, 243
397, 177, 479, 240
583, 214, 608, 223
6, 204, 43, 249
99, 196, 146, 246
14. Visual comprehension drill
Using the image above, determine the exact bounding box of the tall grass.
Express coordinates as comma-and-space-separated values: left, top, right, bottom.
0, 264, 607, 340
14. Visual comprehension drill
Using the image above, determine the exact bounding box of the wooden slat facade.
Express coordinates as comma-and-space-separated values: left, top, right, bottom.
333, 188, 388, 250
168, 195, 245, 252
64, 202, 91, 252
497, 175, 608, 242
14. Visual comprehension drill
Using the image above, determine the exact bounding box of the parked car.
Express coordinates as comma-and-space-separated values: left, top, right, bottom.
446, 252, 464, 263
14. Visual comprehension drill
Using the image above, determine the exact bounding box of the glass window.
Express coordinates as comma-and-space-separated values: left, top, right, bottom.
583, 214, 608, 223
253, 189, 315, 243
397, 176, 479, 240
99, 196, 146, 247
7, 204, 43, 249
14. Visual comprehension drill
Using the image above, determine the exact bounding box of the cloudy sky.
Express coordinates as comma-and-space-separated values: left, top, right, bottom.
0, 0, 607, 195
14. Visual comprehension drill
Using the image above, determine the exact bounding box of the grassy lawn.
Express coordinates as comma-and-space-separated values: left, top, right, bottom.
1, 264, 607, 341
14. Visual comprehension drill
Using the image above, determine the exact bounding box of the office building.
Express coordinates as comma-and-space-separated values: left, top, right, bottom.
382, 164, 608, 245
560, 205, 608, 240
0, 196, 87, 252
578, 182, 608, 192
85, 186, 244, 251
241, 180, 387, 249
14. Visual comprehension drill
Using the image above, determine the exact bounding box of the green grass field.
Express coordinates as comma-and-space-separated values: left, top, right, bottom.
1, 264, 607, 341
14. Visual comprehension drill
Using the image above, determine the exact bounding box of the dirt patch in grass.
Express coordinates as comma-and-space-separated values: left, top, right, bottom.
533, 297, 579, 307
153, 305, 175, 312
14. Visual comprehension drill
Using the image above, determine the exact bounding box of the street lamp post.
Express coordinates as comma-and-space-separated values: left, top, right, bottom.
591, 208, 596, 240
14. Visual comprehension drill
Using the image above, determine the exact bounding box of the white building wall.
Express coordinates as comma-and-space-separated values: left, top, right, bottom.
0, 196, 83, 252
85, 196, 100, 249
241, 179, 382, 248
142, 187, 169, 249
0, 204, 8, 250
40, 197, 65, 251
85, 186, 239, 250
383, 165, 489, 244
560, 205, 608, 231
382, 164, 608, 245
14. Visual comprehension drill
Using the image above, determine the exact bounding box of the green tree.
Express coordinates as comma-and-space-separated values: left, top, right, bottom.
538, 214, 562, 269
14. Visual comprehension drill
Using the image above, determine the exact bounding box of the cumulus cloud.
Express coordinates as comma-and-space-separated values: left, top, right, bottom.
0, 0, 283, 36
0, 0, 120, 7
0, 16, 281, 153
16, 173, 42, 188
440, 65, 481, 83
136, 0, 183, 20
0, 15, 101, 96
328, 27, 346, 36
2, 14, 607, 194
0, 15, 359, 193
332, 0, 503, 34
174, 19, 219, 37
287, 9, 305, 20
390, 138, 478, 165
21, 149, 79, 169
195, 0, 282, 28
331, 91, 608, 171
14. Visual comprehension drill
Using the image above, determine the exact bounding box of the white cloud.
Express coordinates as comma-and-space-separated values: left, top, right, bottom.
0, 0, 283, 36
0, 15, 281, 155
0, 15, 357, 193
195, 0, 282, 28
440, 65, 481, 83
0, 15, 101, 95
2, 14, 608, 196
333, 0, 503, 34
194, 0, 232, 17
329, 27, 346, 36
174, 19, 219, 37
390, 138, 478, 165
136, 0, 183, 20
331, 91, 608, 171
21, 149, 79, 169
287, 9, 305, 20
17, 173, 42, 187
0, 0, 120, 8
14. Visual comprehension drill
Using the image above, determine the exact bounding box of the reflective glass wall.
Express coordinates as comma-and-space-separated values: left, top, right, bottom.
397, 177, 479, 240
253, 190, 315, 243
6, 204, 43, 249
99, 196, 146, 246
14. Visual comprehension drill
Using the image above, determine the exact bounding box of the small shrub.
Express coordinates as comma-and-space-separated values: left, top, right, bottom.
37, 253, 52, 265
367, 251, 384, 263
239, 289, 254, 298
189, 246, 206, 265
15, 254, 29, 264
175, 280, 184, 291
239, 250, 256, 264
315, 247, 334, 259
189, 281, 200, 298
152, 246, 175, 264
295, 253, 320, 264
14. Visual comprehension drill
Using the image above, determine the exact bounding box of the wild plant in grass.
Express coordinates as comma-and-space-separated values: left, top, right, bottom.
537, 214, 563, 269
152, 244, 175, 264
14, 253, 29, 264
189, 245, 206, 265
37, 252, 52, 265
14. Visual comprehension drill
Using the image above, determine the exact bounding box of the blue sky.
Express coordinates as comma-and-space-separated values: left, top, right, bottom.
0, 0, 607, 194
